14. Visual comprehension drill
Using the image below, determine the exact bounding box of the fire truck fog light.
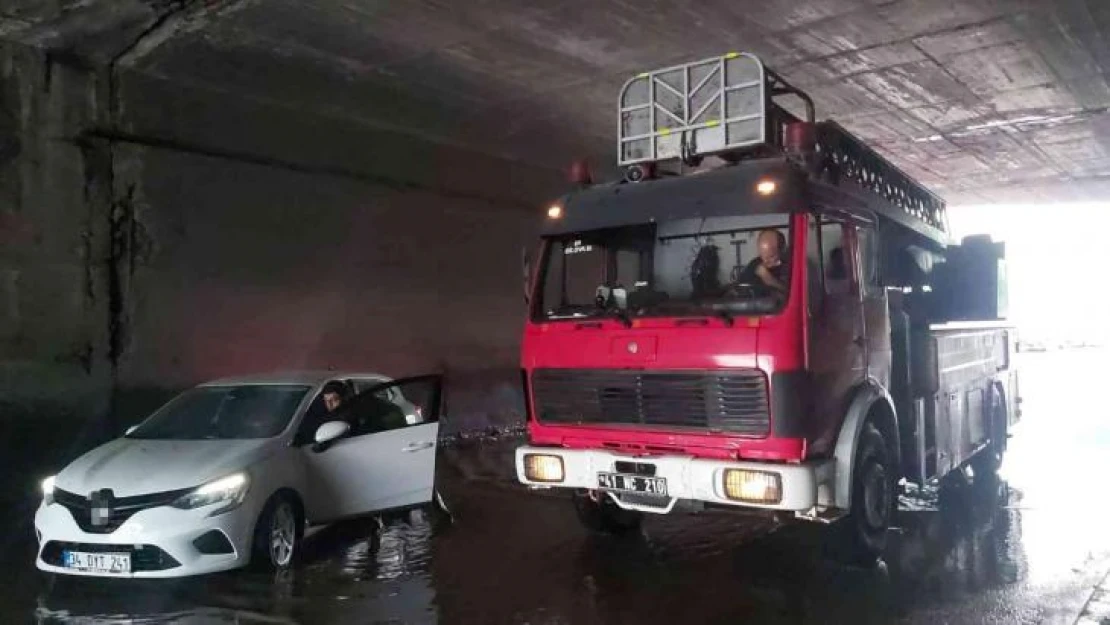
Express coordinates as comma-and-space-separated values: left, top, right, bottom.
524, 454, 565, 483
723, 469, 782, 504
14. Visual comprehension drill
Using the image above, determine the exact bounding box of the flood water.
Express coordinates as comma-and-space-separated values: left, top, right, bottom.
4, 348, 1109, 624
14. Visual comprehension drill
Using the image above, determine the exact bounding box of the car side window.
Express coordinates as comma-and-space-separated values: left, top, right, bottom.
339, 376, 442, 438
294, 383, 342, 446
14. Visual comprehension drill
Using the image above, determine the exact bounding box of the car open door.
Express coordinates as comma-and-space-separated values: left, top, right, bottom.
300, 375, 443, 523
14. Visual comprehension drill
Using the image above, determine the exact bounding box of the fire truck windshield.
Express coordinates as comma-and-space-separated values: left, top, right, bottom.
534, 214, 793, 321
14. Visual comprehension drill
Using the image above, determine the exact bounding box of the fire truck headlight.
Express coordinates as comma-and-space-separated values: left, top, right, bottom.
722, 469, 782, 504
524, 454, 565, 483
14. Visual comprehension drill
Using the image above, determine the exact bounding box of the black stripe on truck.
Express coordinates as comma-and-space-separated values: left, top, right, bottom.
770, 371, 810, 438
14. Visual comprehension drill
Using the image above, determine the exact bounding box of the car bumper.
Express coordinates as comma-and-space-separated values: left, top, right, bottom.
515, 445, 832, 514
33, 498, 260, 578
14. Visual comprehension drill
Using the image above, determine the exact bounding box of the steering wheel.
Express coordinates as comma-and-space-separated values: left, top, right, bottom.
728, 282, 759, 298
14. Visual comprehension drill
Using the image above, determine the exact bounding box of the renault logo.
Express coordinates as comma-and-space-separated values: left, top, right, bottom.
627, 342, 639, 354
89, 488, 114, 526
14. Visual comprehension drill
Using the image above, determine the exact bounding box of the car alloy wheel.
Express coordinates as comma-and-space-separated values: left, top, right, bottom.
269, 501, 297, 567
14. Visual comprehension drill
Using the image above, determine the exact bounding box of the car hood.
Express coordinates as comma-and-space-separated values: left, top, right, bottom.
55, 437, 282, 497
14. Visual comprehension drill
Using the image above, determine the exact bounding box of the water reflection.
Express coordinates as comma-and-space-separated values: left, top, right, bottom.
23, 465, 1032, 625
22, 350, 1110, 624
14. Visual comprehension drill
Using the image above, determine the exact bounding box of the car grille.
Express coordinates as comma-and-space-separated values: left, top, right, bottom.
40, 541, 181, 571
531, 369, 770, 436
54, 487, 193, 534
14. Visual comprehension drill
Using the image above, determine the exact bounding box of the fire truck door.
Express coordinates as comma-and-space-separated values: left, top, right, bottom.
808, 214, 867, 454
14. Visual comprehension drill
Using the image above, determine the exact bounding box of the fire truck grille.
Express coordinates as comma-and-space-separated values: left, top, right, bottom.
531, 369, 770, 436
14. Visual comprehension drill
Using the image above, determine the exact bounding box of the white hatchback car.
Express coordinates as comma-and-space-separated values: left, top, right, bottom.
34, 371, 444, 578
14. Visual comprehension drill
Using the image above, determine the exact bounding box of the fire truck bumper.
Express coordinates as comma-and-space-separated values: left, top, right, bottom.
516, 446, 834, 514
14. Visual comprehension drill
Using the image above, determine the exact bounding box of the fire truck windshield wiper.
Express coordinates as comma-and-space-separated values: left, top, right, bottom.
715, 308, 735, 327
609, 308, 633, 328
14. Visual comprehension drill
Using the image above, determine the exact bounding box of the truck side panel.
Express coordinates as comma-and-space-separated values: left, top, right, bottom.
926, 326, 1011, 479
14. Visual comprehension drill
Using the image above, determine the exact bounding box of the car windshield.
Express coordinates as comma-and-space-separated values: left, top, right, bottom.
127, 384, 311, 440
534, 214, 792, 321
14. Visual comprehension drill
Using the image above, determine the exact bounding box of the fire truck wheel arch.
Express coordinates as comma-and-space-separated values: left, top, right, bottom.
832, 380, 899, 511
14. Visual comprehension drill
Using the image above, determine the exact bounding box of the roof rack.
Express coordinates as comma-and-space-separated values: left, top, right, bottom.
618, 52, 813, 167
615, 52, 949, 238
814, 121, 949, 235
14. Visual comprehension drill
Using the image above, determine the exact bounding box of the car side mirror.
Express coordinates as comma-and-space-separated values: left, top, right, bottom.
312, 421, 350, 453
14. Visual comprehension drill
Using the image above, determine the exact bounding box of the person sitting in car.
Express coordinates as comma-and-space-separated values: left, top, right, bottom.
320, 381, 348, 414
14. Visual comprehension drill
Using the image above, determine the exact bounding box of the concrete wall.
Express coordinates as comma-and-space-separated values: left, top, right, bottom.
0, 43, 558, 488
0, 44, 117, 485
114, 141, 535, 435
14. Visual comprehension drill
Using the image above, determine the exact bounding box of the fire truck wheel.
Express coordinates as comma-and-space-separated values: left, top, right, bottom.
973, 389, 1007, 476
572, 491, 643, 535
841, 422, 895, 564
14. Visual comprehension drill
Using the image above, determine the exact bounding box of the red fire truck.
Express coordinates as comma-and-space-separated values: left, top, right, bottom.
514, 52, 1020, 561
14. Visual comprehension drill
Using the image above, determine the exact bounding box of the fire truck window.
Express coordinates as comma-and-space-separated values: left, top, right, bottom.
542, 239, 606, 312
615, 249, 640, 287
821, 220, 854, 296
857, 225, 880, 295
806, 217, 823, 311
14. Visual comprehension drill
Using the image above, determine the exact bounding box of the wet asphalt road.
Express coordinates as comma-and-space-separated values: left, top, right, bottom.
3, 348, 1110, 624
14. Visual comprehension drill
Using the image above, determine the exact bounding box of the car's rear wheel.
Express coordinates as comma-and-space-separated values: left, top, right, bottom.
252, 493, 302, 571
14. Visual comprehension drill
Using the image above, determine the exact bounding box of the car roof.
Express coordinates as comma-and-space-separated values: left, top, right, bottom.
198, 370, 393, 387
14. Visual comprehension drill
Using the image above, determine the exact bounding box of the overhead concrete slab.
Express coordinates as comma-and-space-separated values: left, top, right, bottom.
4, 0, 1110, 204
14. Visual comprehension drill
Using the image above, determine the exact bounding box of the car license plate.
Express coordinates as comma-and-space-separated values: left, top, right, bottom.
63, 550, 131, 574
597, 472, 668, 496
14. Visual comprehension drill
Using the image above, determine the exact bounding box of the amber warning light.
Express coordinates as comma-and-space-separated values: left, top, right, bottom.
756, 179, 777, 195
547, 205, 563, 219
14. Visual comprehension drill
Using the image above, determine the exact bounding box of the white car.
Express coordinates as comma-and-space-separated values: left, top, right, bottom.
34, 371, 444, 578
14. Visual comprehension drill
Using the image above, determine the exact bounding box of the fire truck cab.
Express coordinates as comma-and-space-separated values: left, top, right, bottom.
515, 52, 1019, 561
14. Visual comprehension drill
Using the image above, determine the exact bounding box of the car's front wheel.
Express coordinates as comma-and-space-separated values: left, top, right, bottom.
252, 493, 303, 571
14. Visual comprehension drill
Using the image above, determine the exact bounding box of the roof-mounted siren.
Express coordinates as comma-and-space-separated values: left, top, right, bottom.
618, 52, 769, 181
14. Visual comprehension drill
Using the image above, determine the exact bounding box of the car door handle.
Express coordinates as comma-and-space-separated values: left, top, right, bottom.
403, 442, 434, 452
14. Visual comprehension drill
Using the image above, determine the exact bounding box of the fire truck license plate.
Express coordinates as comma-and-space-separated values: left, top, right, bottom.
597, 472, 668, 496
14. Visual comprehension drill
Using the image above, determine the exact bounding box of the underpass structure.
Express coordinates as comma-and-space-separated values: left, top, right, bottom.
1, 0, 1107, 460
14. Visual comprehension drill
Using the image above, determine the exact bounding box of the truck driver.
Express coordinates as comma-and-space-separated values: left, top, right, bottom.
732, 228, 789, 297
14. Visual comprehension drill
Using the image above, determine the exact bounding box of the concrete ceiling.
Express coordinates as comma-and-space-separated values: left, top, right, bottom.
5, 0, 1110, 205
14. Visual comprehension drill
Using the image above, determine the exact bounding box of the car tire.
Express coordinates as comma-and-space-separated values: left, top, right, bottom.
830, 422, 895, 565
573, 491, 642, 535
252, 493, 303, 571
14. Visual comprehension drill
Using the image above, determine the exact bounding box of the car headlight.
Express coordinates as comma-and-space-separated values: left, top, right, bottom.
41, 475, 56, 505
171, 472, 251, 514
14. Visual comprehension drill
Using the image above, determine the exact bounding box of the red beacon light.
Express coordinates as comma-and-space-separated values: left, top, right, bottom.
784, 121, 816, 157
568, 159, 593, 186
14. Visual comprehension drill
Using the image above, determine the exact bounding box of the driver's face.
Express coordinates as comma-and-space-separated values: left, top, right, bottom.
758, 231, 781, 265
323, 392, 342, 413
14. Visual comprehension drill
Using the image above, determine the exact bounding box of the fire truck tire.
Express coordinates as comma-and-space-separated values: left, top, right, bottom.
973, 387, 1007, 476
839, 422, 895, 564
572, 491, 643, 535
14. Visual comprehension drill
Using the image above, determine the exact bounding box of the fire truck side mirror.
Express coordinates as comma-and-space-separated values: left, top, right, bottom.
522, 247, 533, 305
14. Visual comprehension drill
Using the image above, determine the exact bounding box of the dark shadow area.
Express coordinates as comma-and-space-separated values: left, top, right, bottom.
7, 350, 1106, 624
